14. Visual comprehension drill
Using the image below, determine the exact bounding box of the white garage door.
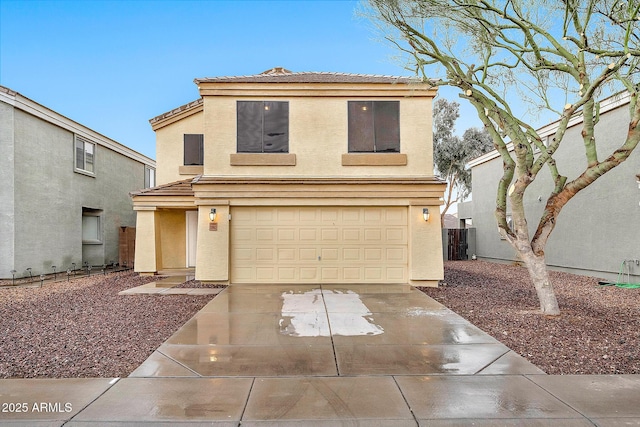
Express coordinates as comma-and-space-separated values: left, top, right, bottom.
230, 207, 408, 284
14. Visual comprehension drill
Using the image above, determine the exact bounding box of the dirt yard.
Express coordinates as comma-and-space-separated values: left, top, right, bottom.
1, 262, 638, 377
420, 260, 640, 375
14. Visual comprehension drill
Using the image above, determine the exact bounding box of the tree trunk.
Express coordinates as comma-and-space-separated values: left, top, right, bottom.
520, 251, 560, 316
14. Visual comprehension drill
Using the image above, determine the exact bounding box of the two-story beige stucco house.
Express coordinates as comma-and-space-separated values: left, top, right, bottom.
131, 68, 445, 286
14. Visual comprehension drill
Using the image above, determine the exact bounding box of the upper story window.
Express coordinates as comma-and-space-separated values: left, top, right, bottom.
184, 134, 204, 165
348, 101, 400, 153
237, 101, 289, 153
144, 166, 156, 188
75, 136, 95, 174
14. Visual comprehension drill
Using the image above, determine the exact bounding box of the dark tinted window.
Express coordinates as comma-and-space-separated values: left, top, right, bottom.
237, 101, 289, 153
348, 101, 399, 153
184, 134, 204, 165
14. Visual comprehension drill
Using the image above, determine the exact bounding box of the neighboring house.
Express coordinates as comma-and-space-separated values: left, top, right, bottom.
131, 67, 446, 286
0, 85, 156, 279
458, 91, 640, 283
442, 213, 460, 229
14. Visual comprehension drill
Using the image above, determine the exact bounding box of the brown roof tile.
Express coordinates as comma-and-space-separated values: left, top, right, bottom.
194, 67, 424, 85
130, 178, 196, 197
149, 98, 202, 125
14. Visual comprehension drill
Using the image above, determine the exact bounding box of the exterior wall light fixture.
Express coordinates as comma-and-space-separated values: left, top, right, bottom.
636, 173, 640, 189
209, 208, 217, 222
423, 208, 430, 222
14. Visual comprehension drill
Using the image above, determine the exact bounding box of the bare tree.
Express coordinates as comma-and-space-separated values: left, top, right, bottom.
367, 0, 640, 315
434, 98, 493, 226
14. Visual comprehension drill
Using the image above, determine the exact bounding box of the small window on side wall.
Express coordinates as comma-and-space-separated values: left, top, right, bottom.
144, 166, 156, 188
237, 101, 289, 153
348, 101, 400, 153
184, 134, 204, 165
75, 136, 95, 174
82, 208, 102, 244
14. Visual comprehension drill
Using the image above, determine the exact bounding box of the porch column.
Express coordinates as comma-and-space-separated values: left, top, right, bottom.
133, 207, 159, 275
409, 204, 444, 287
195, 204, 229, 282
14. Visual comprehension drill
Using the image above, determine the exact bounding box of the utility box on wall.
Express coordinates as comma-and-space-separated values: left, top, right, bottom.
119, 226, 136, 268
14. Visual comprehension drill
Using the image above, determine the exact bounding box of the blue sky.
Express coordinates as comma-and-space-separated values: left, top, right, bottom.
1, 0, 481, 160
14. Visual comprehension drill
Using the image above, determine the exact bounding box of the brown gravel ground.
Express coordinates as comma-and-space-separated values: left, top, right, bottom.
420, 260, 640, 375
1, 263, 639, 377
0, 271, 213, 378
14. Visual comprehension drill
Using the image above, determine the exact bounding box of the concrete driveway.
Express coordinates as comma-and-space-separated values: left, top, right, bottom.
2, 284, 640, 425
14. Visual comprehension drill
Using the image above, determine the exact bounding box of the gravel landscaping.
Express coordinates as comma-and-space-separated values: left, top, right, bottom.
1, 262, 638, 377
0, 271, 213, 378
420, 260, 640, 375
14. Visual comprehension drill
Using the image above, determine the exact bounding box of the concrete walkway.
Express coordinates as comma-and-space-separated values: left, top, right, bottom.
1, 284, 639, 426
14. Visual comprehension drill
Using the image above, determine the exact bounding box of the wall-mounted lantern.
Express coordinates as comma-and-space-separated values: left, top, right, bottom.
209, 208, 217, 222
423, 208, 430, 222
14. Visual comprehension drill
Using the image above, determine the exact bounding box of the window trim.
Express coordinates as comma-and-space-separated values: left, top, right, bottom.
74, 135, 96, 176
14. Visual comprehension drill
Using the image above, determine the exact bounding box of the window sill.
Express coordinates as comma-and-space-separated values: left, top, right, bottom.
342, 153, 407, 166
230, 153, 296, 166
82, 240, 103, 245
74, 168, 96, 177
179, 165, 204, 175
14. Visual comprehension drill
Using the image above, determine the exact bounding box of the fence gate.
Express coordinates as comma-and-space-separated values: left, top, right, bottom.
447, 229, 468, 260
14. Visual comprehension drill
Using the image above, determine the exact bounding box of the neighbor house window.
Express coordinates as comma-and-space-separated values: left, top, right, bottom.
184, 134, 204, 165
75, 136, 95, 173
348, 101, 400, 153
82, 208, 102, 244
144, 166, 156, 188
237, 101, 289, 153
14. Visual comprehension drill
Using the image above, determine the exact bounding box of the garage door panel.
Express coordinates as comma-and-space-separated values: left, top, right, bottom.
364, 209, 382, 222
299, 248, 318, 261
321, 228, 339, 241
364, 229, 382, 241
321, 267, 339, 280
386, 228, 406, 243
256, 267, 275, 280
231, 207, 407, 284
342, 228, 361, 241
256, 248, 275, 261
256, 228, 274, 241
300, 267, 318, 280
343, 248, 361, 261
299, 228, 317, 240
277, 229, 296, 242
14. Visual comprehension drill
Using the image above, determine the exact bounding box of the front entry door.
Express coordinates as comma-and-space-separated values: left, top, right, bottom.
186, 211, 198, 268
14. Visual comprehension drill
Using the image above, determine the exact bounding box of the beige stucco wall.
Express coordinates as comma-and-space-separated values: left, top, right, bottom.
134, 209, 158, 274
195, 204, 229, 281
201, 96, 433, 178
155, 110, 204, 185
408, 205, 443, 286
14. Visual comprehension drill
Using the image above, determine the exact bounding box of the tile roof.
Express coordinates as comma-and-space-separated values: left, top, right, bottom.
130, 178, 196, 197
194, 67, 424, 85
149, 98, 202, 125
